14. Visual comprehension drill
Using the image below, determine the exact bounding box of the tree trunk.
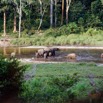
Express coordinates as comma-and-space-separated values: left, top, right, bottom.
61, 0, 64, 25
50, 0, 53, 27
66, 0, 71, 24
19, 0, 22, 38
38, 0, 43, 30
66, 0, 69, 24
3, 11, 6, 36
55, 0, 57, 27
13, 12, 17, 33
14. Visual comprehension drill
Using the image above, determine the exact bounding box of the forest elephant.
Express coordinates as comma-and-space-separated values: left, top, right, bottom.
67, 53, 77, 59
101, 53, 103, 58
35, 47, 59, 59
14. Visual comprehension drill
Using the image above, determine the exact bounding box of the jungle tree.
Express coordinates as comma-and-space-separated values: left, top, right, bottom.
0, 0, 12, 36
50, 0, 53, 27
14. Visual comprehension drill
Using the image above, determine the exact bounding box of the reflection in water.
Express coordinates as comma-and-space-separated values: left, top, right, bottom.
3, 47, 7, 56
0, 47, 103, 63
18, 47, 21, 55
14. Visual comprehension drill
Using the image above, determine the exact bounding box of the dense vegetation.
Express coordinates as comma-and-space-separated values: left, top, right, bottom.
0, 56, 27, 97
20, 62, 103, 103
0, 56, 103, 102
0, 0, 103, 41
11, 28, 103, 46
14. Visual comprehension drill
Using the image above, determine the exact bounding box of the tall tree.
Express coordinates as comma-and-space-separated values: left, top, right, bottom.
13, 8, 17, 33
61, 0, 64, 25
3, 9, 6, 36
38, 0, 43, 30
13, 0, 25, 38
55, 0, 57, 27
0, 0, 12, 36
50, 0, 53, 27
38, 0, 49, 30
66, 0, 71, 24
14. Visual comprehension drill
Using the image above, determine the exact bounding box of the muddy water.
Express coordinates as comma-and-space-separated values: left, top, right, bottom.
0, 46, 103, 63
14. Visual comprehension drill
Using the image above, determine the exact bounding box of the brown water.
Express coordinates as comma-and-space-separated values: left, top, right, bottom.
0, 46, 103, 63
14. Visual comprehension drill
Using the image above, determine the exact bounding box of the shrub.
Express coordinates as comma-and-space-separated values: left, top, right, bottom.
44, 37, 55, 46
27, 27, 35, 36
85, 28, 99, 36
66, 22, 79, 34
55, 35, 68, 45
20, 74, 79, 103
0, 56, 27, 96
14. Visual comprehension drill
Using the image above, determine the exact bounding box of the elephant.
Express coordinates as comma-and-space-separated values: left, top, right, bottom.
49, 48, 59, 56
67, 53, 77, 59
35, 49, 45, 58
10, 52, 16, 58
101, 53, 103, 58
35, 47, 59, 59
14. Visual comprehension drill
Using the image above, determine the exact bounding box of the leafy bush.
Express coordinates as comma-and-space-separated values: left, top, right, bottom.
86, 28, 100, 36
86, 14, 101, 28
20, 74, 79, 103
66, 22, 79, 34
0, 56, 27, 96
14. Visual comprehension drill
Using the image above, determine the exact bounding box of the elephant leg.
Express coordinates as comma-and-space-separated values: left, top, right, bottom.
52, 51, 55, 56
44, 53, 48, 59
35, 52, 39, 58
49, 52, 52, 56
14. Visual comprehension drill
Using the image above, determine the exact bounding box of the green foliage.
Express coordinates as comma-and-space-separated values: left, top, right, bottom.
0, 0, 103, 35
11, 28, 103, 46
20, 62, 103, 102
85, 28, 103, 36
86, 14, 101, 28
43, 22, 79, 38
70, 1, 84, 21
0, 56, 27, 96
20, 74, 78, 103
35, 62, 103, 77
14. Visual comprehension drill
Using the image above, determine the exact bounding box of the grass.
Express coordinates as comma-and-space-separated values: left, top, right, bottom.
20, 62, 103, 103
30, 62, 103, 77
7, 28, 103, 46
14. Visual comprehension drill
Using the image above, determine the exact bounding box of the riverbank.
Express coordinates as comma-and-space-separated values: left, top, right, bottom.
20, 45, 103, 50
0, 28, 103, 47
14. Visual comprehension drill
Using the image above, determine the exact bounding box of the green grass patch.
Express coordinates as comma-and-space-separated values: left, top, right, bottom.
34, 62, 103, 77
20, 62, 103, 103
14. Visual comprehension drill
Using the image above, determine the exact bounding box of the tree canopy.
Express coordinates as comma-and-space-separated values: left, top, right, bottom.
0, 0, 103, 37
